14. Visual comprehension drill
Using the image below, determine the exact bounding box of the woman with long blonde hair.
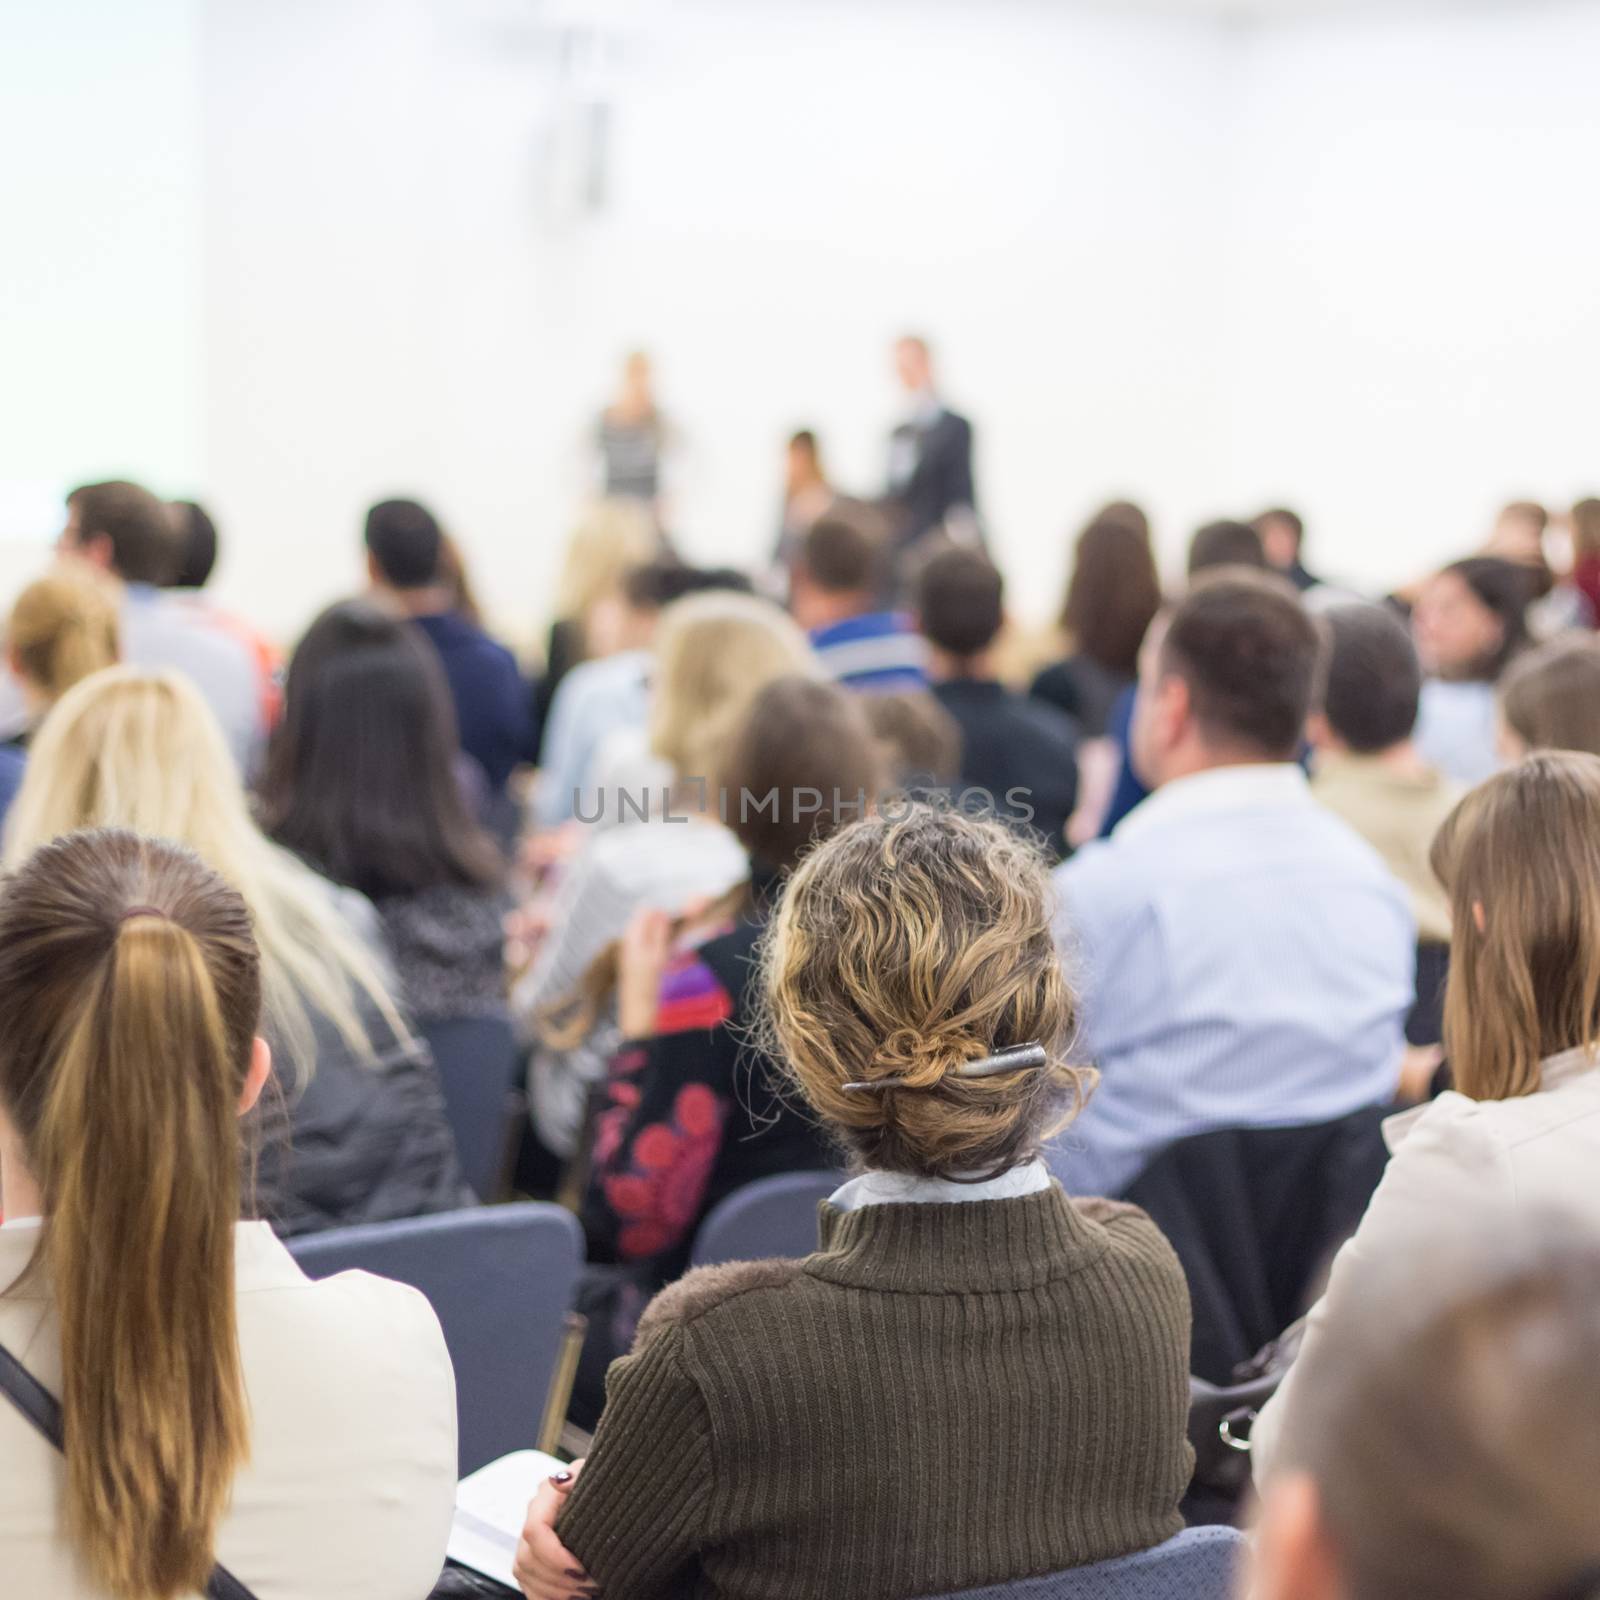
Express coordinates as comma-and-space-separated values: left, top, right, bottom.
4, 669, 467, 1234
0, 828, 457, 1599
1253, 750, 1600, 1483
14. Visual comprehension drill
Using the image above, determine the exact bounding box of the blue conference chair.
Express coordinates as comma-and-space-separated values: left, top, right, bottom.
288, 1203, 583, 1474
922, 1527, 1247, 1600
421, 1014, 522, 1202
689, 1169, 842, 1268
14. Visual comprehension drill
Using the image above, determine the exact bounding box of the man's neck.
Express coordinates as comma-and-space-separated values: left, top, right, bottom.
799, 591, 876, 633
1321, 738, 1433, 779
926, 647, 996, 683
1150, 745, 1288, 789
380, 583, 455, 620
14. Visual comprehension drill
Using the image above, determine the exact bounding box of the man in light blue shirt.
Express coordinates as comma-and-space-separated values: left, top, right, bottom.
1050, 572, 1415, 1198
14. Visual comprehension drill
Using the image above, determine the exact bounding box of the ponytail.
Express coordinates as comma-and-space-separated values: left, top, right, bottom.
35, 912, 249, 1599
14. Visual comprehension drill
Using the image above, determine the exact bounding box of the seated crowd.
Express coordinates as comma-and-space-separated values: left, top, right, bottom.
1, 474, 1599, 1600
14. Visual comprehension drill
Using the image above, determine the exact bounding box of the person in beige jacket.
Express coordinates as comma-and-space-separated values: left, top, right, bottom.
0, 828, 458, 1600
1254, 752, 1600, 1484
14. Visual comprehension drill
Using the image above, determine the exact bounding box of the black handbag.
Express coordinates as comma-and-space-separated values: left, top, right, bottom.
0, 1341, 259, 1600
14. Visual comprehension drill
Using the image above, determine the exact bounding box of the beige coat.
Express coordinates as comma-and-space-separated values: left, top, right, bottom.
1253, 1048, 1600, 1483
0, 1220, 457, 1599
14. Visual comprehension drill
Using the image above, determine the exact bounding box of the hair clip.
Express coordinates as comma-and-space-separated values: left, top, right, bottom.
842, 1041, 1048, 1093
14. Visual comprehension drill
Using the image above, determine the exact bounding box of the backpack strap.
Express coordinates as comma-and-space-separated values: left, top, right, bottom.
0, 1339, 260, 1600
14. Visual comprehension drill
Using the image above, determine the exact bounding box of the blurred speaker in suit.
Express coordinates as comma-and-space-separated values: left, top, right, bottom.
884, 335, 978, 557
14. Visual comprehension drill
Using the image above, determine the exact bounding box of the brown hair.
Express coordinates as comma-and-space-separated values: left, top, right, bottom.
798, 506, 891, 596
1430, 752, 1600, 1101
1500, 636, 1600, 757
1572, 497, 1600, 562
862, 689, 963, 787
1186, 519, 1266, 576
7, 569, 120, 704
66, 480, 182, 585
1059, 515, 1162, 677
0, 828, 261, 1598
1159, 569, 1318, 759
1276, 1218, 1600, 1600
915, 546, 1004, 659
761, 806, 1091, 1180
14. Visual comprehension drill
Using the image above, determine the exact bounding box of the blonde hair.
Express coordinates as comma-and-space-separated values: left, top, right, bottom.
648, 590, 818, 781
1430, 751, 1600, 1101
761, 807, 1092, 1179
7, 568, 119, 704
553, 498, 659, 624
4, 669, 405, 1078
0, 829, 259, 1599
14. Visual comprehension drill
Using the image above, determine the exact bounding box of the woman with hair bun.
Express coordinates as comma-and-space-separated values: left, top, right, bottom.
514, 806, 1193, 1600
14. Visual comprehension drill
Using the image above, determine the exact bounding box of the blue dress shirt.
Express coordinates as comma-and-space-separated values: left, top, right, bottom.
1050, 763, 1416, 1198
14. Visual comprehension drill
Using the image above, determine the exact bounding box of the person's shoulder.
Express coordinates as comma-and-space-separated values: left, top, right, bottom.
1066, 1195, 1190, 1310
633, 1258, 810, 1347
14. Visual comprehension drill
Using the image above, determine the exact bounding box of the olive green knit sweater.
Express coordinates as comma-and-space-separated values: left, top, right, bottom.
558, 1184, 1194, 1600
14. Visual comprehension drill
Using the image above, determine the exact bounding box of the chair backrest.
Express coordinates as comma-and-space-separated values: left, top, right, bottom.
421, 1015, 522, 1201
689, 1169, 841, 1268
288, 1202, 582, 1474
921, 1527, 1246, 1600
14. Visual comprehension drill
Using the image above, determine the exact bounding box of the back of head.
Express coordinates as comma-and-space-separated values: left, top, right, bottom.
1272, 1216, 1600, 1600
621, 558, 753, 612
1159, 570, 1318, 760
0, 828, 260, 1598
1062, 515, 1162, 676
1187, 519, 1267, 576
66, 480, 181, 585
861, 689, 963, 787
797, 508, 891, 599
169, 500, 219, 589
1572, 497, 1600, 561
762, 806, 1090, 1179
7, 569, 120, 706
1500, 636, 1600, 758
717, 675, 886, 874
1429, 751, 1600, 1102
262, 600, 501, 899
556, 498, 660, 620
1317, 603, 1422, 754
648, 590, 818, 778
6, 668, 400, 1076
364, 497, 443, 591
915, 546, 1004, 660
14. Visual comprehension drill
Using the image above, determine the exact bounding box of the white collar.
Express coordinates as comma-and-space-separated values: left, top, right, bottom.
0, 1214, 41, 1232
829, 1158, 1052, 1212
1113, 762, 1310, 846
1384, 1047, 1600, 1150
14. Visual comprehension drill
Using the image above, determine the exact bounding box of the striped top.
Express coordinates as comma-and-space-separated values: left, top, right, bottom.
809, 610, 928, 693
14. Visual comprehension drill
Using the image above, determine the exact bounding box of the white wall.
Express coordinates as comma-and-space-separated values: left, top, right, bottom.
6, 0, 1599, 640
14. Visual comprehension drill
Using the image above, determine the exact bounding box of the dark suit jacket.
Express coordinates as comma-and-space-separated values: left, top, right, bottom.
889, 407, 976, 547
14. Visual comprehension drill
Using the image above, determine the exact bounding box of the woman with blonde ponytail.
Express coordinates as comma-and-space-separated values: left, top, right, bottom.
0, 828, 456, 1599
0, 568, 120, 825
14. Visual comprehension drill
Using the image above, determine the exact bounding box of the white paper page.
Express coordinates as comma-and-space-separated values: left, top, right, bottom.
447, 1449, 567, 1588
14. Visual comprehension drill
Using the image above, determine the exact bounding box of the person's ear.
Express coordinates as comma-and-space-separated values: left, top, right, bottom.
1157, 672, 1192, 748
1494, 708, 1527, 766
77, 532, 114, 573
1473, 900, 1487, 935
238, 1036, 272, 1117
364, 549, 383, 589
1252, 1474, 1345, 1600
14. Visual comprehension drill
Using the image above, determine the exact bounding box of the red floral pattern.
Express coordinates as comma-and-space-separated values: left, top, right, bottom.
603, 1081, 727, 1260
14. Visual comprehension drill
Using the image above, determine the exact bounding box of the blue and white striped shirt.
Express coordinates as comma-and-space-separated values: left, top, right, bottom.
809, 611, 928, 694
1049, 764, 1416, 1198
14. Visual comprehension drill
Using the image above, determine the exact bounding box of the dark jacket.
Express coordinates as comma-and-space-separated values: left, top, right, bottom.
1029, 655, 1132, 742
412, 611, 529, 794
888, 407, 977, 549
932, 678, 1081, 860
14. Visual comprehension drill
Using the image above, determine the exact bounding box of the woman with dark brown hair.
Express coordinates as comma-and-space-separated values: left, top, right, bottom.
0, 829, 456, 1599
515, 806, 1193, 1600
1030, 507, 1162, 738
1253, 751, 1600, 1483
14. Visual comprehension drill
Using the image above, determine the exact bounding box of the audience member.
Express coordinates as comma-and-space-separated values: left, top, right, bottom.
4, 669, 467, 1235
1411, 555, 1529, 784
1253, 752, 1600, 1480
771, 427, 836, 575
261, 601, 509, 1024
595, 350, 672, 511
1031, 511, 1162, 738
0, 570, 119, 822
58, 480, 263, 771
364, 497, 529, 813
788, 508, 928, 692
1187, 518, 1267, 574
1308, 604, 1459, 947
917, 546, 1080, 859
0, 829, 456, 1599
1251, 1218, 1600, 1600
1053, 572, 1414, 1198
1483, 496, 1554, 594
1499, 633, 1600, 759
565, 677, 884, 1412
885, 334, 978, 556
535, 559, 751, 828
168, 498, 284, 728
517, 807, 1192, 1600
517, 593, 813, 1159
860, 687, 963, 793
1254, 506, 1319, 592
1566, 495, 1600, 626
